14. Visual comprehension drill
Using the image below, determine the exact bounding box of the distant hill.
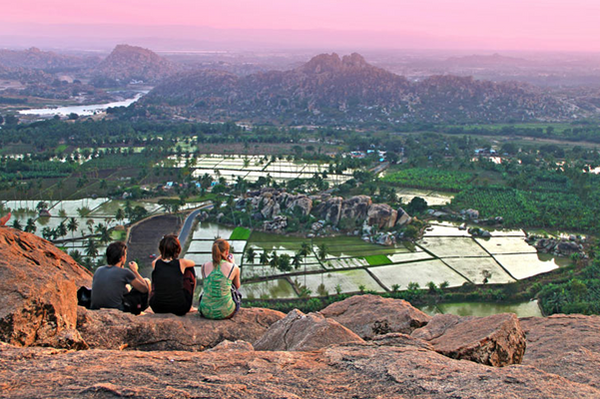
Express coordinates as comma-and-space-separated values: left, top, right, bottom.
141, 52, 573, 124
0, 47, 98, 72
92, 44, 179, 86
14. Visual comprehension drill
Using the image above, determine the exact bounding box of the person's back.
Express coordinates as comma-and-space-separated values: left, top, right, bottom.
90, 241, 150, 314
199, 238, 241, 320
91, 265, 135, 310
199, 260, 236, 319
150, 259, 189, 315
149, 234, 196, 316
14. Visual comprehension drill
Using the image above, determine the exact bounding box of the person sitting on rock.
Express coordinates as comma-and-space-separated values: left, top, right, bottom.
90, 241, 151, 314
149, 234, 197, 316
199, 238, 242, 319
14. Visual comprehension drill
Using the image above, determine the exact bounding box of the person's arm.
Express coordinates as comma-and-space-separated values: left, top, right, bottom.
128, 261, 150, 293
179, 258, 195, 274
231, 265, 241, 289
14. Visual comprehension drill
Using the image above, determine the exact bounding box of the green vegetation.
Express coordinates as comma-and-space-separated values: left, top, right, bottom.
230, 227, 251, 240
364, 255, 392, 266
382, 167, 474, 192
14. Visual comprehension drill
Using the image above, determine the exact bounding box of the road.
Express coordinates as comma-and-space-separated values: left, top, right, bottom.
178, 204, 212, 248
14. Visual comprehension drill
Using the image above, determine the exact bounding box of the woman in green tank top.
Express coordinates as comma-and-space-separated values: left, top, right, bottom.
199, 238, 241, 319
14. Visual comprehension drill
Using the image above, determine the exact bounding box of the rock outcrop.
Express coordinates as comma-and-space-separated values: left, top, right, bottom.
320, 294, 431, 339
2, 341, 599, 398
412, 313, 526, 366
77, 307, 285, 351
521, 314, 600, 388
254, 309, 364, 351
0, 227, 92, 349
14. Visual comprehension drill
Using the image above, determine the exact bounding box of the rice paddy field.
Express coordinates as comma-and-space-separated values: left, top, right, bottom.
165, 154, 355, 185
185, 221, 569, 307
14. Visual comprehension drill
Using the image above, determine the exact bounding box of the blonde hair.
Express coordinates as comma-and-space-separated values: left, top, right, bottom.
212, 238, 230, 264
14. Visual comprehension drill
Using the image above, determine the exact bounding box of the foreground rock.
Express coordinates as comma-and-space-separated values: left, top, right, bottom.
521, 314, 600, 388
0, 227, 92, 349
320, 294, 431, 339
412, 313, 526, 366
2, 342, 599, 399
77, 307, 285, 351
254, 309, 364, 351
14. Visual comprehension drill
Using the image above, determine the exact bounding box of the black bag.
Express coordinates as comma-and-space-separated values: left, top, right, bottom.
123, 289, 149, 315
77, 286, 92, 309
231, 286, 242, 311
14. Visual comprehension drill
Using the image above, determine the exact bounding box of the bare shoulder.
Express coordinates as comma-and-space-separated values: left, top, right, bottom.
181, 258, 195, 268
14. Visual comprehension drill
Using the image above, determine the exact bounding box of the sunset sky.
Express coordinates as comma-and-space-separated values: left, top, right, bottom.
3, 0, 600, 51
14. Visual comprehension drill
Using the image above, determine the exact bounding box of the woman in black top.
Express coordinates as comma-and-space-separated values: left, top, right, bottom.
149, 234, 196, 316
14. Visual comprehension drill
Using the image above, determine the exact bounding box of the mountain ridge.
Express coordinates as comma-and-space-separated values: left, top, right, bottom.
140, 52, 572, 124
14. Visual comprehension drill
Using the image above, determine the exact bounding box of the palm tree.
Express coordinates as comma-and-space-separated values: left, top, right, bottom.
85, 238, 99, 259
56, 220, 68, 240
115, 208, 125, 225
95, 223, 110, 244
259, 251, 269, 265
317, 243, 328, 261
292, 252, 302, 270
86, 218, 95, 235
25, 218, 36, 234
67, 217, 78, 249
245, 247, 255, 264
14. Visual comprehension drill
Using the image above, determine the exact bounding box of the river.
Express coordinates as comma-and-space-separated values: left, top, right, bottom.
18, 91, 147, 117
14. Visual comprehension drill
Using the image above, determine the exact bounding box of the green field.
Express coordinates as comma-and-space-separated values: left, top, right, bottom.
230, 227, 251, 240
364, 254, 393, 266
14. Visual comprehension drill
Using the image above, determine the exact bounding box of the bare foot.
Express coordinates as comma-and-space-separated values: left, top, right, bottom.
0, 213, 11, 227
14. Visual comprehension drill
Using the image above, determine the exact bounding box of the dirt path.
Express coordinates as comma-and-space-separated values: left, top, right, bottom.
127, 214, 182, 277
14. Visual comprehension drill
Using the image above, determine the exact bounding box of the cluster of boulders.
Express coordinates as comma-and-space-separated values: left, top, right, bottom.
240, 188, 411, 235
528, 237, 585, 257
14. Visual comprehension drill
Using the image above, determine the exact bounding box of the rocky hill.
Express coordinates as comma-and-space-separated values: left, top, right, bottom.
2, 226, 600, 398
141, 52, 573, 124
92, 44, 179, 86
0, 47, 98, 72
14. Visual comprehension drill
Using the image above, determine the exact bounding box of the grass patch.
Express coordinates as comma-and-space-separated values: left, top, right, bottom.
230, 227, 251, 240
364, 255, 392, 266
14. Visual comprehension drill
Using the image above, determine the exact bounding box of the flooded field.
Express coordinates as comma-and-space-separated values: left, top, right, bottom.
185, 221, 568, 302
166, 153, 355, 185
421, 300, 543, 318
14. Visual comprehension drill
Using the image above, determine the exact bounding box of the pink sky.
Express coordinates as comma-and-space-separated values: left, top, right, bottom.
3, 0, 600, 51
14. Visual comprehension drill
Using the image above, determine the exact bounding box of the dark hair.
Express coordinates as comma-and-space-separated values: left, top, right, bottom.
159, 234, 181, 259
212, 238, 230, 264
106, 242, 127, 266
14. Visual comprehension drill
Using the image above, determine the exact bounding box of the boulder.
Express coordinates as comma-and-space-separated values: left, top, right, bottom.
0, 227, 91, 349
254, 309, 364, 351
372, 333, 434, 351
411, 313, 526, 366
280, 192, 313, 216
317, 196, 343, 225
521, 314, 600, 388
396, 207, 412, 226
367, 203, 397, 229
341, 195, 372, 221
320, 294, 431, 339
77, 306, 285, 351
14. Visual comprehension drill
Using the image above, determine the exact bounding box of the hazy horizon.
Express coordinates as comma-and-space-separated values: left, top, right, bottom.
2, 0, 600, 53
